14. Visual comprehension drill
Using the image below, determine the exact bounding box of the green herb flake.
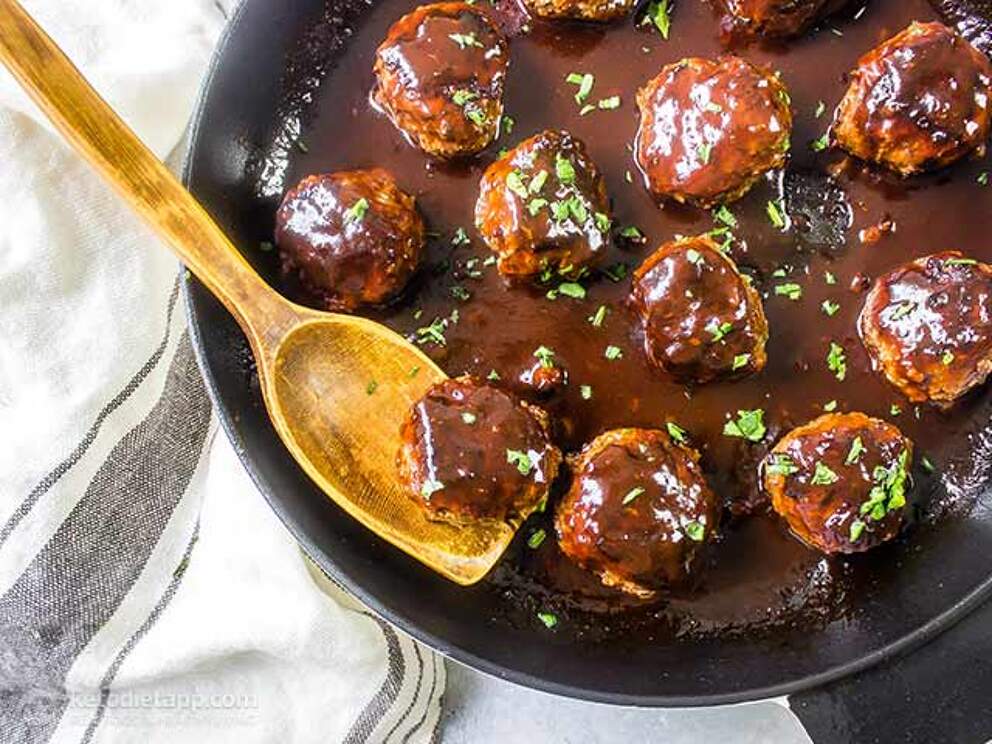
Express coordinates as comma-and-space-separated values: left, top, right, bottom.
452, 89, 478, 106
823, 400, 838, 412
537, 611, 558, 629
946, 257, 978, 266
620, 225, 644, 240
603, 263, 628, 282
827, 342, 847, 381
507, 449, 534, 476
604, 345, 623, 361
723, 409, 766, 442
766, 200, 787, 229
555, 153, 577, 184
589, 305, 608, 327
822, 299, 840, 317
890, 404, 902, 416
527, 198, 549, 216
501, 115, 515, 134
450, 285, 472, 302
824, 271, 837, 285
598, 96, 621, 110
259, 240, 274, 252
810, 133, 830, 152
449, 32, 483, 49
533, 345, 556, 368
713, 205, 738, 228
942, 350, 955, 366
890, 301, 916, 321
527, 529, 547, 549
697, 143, 712, 165
814, 100, 826, 118
776, 283, 802, 301
811, 462, 839, 485
684, 521, 706, 542
421, 479, 445, 498
487, 369, 501, 381
452, 227, 471, 245
921, 456, 936, 473
580, 384, 593, 400
623, 486, 646, 505
642, 0, 671, 39
461, 412, 477, 425
366, 380, 378, 395
565, 72, 595, 105
707, 319, 734, 343
849, 519, 866, 542
979, 171, 990, 187
667, 422, 688, 444
343, 198, 370, 224
529, 169, 549, 194
506, 170, 529, 199
686, 248, 704, 265
846, 436, 865, 465
766, 454, 799, 477
732, 353, 751, 371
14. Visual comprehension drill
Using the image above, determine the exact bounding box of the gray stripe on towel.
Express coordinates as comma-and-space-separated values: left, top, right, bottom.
0, 333, 211, 744
342, 615, 408, 744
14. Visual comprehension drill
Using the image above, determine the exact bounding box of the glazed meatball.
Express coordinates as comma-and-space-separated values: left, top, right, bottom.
763, 413, 913, 554
398, 376, 562, 525
635, 56, 792, 208
475, 129, 612, 278
275, 169, 424, 312
372, 3, 508, 158
833, 22, 992, 176
859, 252, 992, 406
555, 428, 720, 597
522, 0, 634, 22
718, 0, 849, 39
630, 235, 769, 383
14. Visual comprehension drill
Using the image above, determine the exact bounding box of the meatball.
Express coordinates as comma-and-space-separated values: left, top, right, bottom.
763, 413, 913, 553
630, 235, 769, 383
556, 428, 720, 597
397, 376, 562, 525
522, 0, 634, 22
859, 252, 992, 406
832, 22, 992, 176
275, 169, 424, 312
635, 56, 792, 208
475, 129, 612, 278
372, 3, 508, 158
718, 0, 849, 39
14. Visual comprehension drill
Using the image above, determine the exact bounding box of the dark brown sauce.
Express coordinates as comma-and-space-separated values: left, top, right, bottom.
254, 0, 992, 639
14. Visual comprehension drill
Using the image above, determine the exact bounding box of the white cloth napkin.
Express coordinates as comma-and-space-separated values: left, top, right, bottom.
0, 1, 442, 742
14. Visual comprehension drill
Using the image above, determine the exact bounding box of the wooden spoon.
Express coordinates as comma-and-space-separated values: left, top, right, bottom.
0, 0, 518, 585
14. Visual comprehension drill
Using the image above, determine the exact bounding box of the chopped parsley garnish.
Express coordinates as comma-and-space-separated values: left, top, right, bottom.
487, 369, 501, 381
579, 104, 596, 116
452, 227, 470, 245
449, 32, 483, 49
366, 380, 378, 395
775, 283, 802, 301
810, 133, 829, 152
461, 412, 477, 425
979, 171, 989, 186
921, 456, 936, 473
343, 198, 370, 224
533, 345, 556, 368
557, 282, 586, 299
723, 409, 766, 442
823, 400, 838, 412
623, 486, 646, 505
854, 450, 910, 533
259, 241, 274, 252
824, 271, 837, 285
465, 108, 487, 127
732, 353, 751, 370
527, 198, 548, 216
766, 454, 799, 476
667, 421, 688, 444
565, 72, 595, 105
697, 143, 712, 164
942, 350, 955, 366
713, 205, 738, 228
890, 301, 916, 321
766, 200, 787, 229
846, 436, 865, 465
890, 404, 902, 416
506, 170, 528, 198
408, 365, 421, 379
849, 519, 866, 542
450, 285, 472, 301
684, 520, 705, 542
686, 248, 704, 265
811, 462, 839, 485
501, 115, 515, 134
707, 319, 734, 343
598, 96, 621, 110
641, 0, 671, 39
604, 345, 623, 360
507, 449, 535, 476
589, 305, 608, 327
537, 611, 558, 629
603, 263, 628, 282
421, 479, 444, 498
827, 342, 847, 381
452, 89, 478, 106
580, 385, 593, 400
529, 169, 549, 193
555, 153, 577, 184
946, 257, 978, 266
595, 212, 612, 232
620, 225, 644, 240
416, 316, 449, 346
814, 100, 826, 118
822, 299, 840, 317
527, 529, 547, 549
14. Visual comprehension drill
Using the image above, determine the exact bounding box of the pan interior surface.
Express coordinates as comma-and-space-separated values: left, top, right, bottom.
183, 0, 992, 704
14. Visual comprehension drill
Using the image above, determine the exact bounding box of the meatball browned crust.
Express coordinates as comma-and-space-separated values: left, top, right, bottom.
630, 235, 769, 383
475, 129, 612, 278
832, 22, 992, 176
372, 3, 508, 158
275, 169, 424, 312
398, 376, 562, 526
718, 0, 849, 39
635, 56, 793, 208
859, 252, 992, 406
763, 413, 913, 554
556, 428, 719, 596
522, 0, 634, 22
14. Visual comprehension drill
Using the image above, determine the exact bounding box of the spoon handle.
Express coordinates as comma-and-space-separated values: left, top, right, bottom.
0, 0, 292, 341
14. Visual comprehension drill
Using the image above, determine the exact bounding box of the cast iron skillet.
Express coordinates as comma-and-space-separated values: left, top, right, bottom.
182, 0, 992, 729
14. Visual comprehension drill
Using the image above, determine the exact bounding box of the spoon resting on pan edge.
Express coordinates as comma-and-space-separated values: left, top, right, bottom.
0, 0, 518, 585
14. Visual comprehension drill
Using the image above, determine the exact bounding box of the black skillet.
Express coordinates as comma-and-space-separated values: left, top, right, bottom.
182, 0, 992, 738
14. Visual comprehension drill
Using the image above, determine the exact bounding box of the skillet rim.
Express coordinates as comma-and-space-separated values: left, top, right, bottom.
179, 0, 992, 707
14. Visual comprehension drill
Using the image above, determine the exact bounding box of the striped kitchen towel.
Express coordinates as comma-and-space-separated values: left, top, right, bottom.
0, 1, 443, 742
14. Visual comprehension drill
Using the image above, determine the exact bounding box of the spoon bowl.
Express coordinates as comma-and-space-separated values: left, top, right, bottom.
0, 0, 517, 584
